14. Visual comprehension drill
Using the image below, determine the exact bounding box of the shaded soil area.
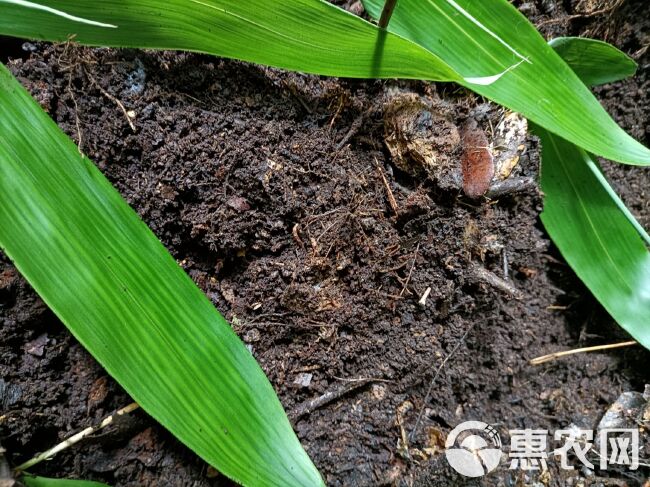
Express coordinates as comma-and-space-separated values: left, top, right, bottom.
1, 0, 649, 485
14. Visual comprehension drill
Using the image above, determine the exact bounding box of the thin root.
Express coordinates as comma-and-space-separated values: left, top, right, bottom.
410, 324, 475, 441
536, 0, 624, 27
84, 67, 136, 132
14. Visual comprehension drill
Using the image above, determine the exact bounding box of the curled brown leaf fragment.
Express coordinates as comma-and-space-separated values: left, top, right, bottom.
461, 119, 494, 198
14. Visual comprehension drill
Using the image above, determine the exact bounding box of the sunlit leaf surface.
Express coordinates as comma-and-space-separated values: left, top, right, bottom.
0, 62, 324, 487
536, 37, 650, 348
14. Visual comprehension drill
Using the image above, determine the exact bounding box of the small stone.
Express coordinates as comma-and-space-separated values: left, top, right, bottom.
226, 196, 251, 212
88, 376, 109, 408
293, 372, 313, 388
21, 42, 38, 52
125, 58, 146, 95
25, 333, 49, 357
596, 391, 645, 440
0, 379, 22, 409
244, 329, 260, 343
371, 384, 386, 400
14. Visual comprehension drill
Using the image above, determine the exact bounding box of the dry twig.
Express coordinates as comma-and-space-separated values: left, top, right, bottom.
399, 243, 420, 297
14, 403, 140, 473
530, 340, 637, 365
66, 72, 84, 154
291, 379, 376, 420
471, 262, 523, 299
335, 107, 372, 151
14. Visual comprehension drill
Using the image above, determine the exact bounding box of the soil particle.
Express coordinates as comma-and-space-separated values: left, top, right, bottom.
1, 1, 649, 486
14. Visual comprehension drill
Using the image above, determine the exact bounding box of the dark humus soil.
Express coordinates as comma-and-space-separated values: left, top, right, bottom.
1, 0, 649, 485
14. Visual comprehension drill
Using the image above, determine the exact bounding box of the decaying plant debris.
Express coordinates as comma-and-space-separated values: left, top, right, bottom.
383, 91, 532, 199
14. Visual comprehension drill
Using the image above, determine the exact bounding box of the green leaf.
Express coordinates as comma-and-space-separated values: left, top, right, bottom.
535, 127, 650, 348
0, 62, 323, 486
0, 0, 457, 81
547, 36, 649, 245
21, 475, 110, 487
533, 37, 650, 348
362, 0, 650, 166
548, 37, 638, 87
583, 155, 650, 247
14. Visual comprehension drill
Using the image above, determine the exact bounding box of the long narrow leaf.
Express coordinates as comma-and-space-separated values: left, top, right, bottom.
546, 37, 649, 245
362, 0, 650, 166
0, 0, 457, 81
548, 37, 638, 87
582, 157, 650, 247
533, 38, 650, 347
535, 128, 650, 348
0, 62, 323, 487
21, 476, 109, 487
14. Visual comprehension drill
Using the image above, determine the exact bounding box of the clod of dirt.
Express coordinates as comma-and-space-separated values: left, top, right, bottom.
24, 333, 48, 357
383, 91, 461, 189
226, 196, 251, 212
88, 377, 110, 410
0, 269, 16, 292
